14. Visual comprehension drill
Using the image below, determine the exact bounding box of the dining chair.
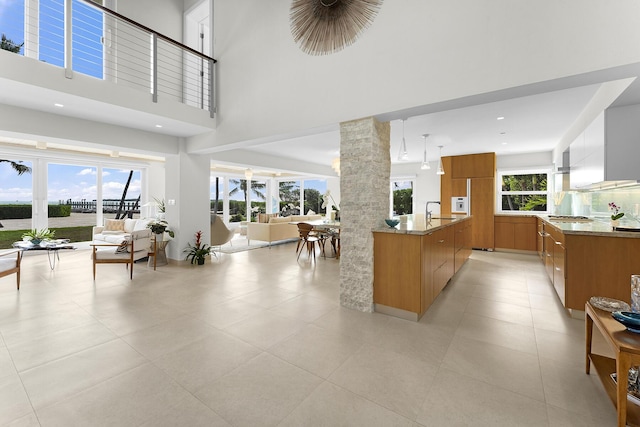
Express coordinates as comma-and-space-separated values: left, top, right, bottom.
296, 223, 324, 261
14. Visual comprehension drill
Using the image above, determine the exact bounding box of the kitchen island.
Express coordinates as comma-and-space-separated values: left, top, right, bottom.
539, 216, 640, 314
373, 215, 472, 320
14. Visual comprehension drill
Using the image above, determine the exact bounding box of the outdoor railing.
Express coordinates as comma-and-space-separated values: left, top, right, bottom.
12, 0, 216, 117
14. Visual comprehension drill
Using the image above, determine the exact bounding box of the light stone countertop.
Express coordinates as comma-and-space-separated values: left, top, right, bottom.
542, 216, 640, 238
373, 214, 470, 235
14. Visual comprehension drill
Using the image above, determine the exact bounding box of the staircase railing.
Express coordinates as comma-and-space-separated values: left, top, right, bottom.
17, 0, 217, 117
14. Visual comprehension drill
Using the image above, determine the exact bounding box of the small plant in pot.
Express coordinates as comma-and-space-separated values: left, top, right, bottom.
22, 228, 55, 245
147, 219, 174, 241
183, 230, 211, 265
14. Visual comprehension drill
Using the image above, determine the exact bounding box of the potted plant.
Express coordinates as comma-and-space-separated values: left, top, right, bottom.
147, 219, 174, 241
183, 230, 211, 265
609, 202, 625, 227
22, 228, 55, 245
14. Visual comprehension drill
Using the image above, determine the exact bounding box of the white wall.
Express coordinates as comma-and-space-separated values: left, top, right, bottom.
200, 0, 640, 152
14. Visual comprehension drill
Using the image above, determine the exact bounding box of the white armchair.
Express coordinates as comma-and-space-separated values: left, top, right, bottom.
211, 213, 235, 254
0, 249, 21, 289
91, 229, 152, 280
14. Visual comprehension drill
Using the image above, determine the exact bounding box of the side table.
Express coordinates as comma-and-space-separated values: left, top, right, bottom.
148, 240, 169, 267
585, 300, 640, 426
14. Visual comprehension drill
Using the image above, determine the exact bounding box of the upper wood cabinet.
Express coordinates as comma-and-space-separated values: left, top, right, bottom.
451, 153, 496, 178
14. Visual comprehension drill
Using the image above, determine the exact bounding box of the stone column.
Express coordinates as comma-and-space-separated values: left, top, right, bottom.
339, 117, 390, 312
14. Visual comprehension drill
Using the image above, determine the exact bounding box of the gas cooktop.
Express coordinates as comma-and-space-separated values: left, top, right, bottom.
547, 215, 593, 222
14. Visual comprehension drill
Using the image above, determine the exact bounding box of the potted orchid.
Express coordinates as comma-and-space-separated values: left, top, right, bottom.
183, 230, 211, 265
609, 202, 624, 227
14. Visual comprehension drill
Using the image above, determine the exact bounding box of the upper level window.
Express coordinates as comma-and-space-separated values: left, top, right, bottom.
498, 170, 550, 213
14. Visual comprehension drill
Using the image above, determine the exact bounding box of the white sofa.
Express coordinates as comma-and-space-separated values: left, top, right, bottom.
92, 218, 152, 244
247, 214, 322, 245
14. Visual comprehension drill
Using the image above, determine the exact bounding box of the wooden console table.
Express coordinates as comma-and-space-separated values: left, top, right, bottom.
586, 301, 640, 426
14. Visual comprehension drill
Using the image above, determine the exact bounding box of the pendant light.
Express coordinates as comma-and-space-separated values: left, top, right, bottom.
245, 168, 253, 181
421, 134, 431, 170
397, 119, 409, 161
436, 146, 445, 175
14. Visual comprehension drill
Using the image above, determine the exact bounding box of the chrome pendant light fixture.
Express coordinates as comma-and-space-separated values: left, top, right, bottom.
421, 134, 431, 170
398, 119, 409, 161
436, 146, 445, 175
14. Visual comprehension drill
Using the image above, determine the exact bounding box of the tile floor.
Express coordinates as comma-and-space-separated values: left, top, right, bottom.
0, 245, 618, 426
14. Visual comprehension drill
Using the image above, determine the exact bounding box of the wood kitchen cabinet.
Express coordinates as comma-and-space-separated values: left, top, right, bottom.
451, 153, 496, 178
494, 216, 537, 251
454, 219, 472, 273
470, 177, 495, 249
373, 218, 470, 320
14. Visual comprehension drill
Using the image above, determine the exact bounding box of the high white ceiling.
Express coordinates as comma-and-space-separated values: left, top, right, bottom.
246, 84, 601, 168
1, 70, 637, 176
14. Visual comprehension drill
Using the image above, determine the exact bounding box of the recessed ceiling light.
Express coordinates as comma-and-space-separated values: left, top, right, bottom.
54, 103, 64, 108
155, 124, 163, 128
497, 116, 504, 120
502, 142, 508, 145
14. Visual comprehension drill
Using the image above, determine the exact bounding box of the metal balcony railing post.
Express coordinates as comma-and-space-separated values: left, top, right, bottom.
209, 59, 215, 117
64, 0, 73, 78
151, 33, 158, 103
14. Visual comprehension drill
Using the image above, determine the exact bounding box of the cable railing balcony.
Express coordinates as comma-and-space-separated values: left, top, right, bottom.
5, 0, 216, 117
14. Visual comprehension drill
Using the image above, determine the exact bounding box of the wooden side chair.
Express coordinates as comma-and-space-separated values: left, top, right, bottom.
0, 249, 22, 289
91, 229, 152, 280
296, 223, 325, 261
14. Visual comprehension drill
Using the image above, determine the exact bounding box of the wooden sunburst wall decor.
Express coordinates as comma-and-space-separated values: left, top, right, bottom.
290, 0, 383, 55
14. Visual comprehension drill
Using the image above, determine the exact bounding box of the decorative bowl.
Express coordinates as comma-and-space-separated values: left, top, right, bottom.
611, 311, 640, 333
385, 219, 400, 228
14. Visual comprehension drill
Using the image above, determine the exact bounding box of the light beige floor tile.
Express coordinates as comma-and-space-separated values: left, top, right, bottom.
313, 306, 392, 344
223, 310, 307, 349
4, 412, 41, 427
455, 312, 538, 355
21, 339, 147, 410
10, 321, 118, 372
0, 372, 34, 426
534, 328, 587, 367
328, 343, 438, 420
529, 293, 565, 312
442, 335, 545, 401
464, 296, 534, 327
539, 356, 616, 421
121, 315, 219, 360
532, 307, 584, 337
374, 316, 455, 365
190, 298, 266, 329
140, 395, 232, 427
82, 301, 186, 336
546, 403, 616, 427
416, 368, 549, 426
36, 363, 197, 426
153, 330, 261, 392
269, 294, 338, 322
237, 287, 301, 308
268, 324, 363, 378
280, 381, 414, 426
472, 286, 532, 308
196, 352, 322, 427
0, 346, 17, 380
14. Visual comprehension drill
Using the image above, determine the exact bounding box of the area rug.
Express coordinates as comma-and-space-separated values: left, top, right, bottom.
218, 237, 297, 254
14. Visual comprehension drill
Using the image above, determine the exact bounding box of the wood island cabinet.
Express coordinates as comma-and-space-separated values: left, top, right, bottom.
373, 218, 471, 320
494, 216, 537, 251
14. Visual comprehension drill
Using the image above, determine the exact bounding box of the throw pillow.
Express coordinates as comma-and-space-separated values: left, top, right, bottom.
115, 237, 130, 254
307, 209, 316, 215
104, 219, 125, 232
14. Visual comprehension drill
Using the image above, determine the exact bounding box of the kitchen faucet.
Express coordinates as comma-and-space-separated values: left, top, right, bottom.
426, 201, 441, 221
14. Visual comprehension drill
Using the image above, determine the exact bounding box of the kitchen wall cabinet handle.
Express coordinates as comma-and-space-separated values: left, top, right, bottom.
438, 240, 445, 243
555, 241, 562, 245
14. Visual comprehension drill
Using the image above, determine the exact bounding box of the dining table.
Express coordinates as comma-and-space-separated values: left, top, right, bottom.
289, 219, 341, 259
